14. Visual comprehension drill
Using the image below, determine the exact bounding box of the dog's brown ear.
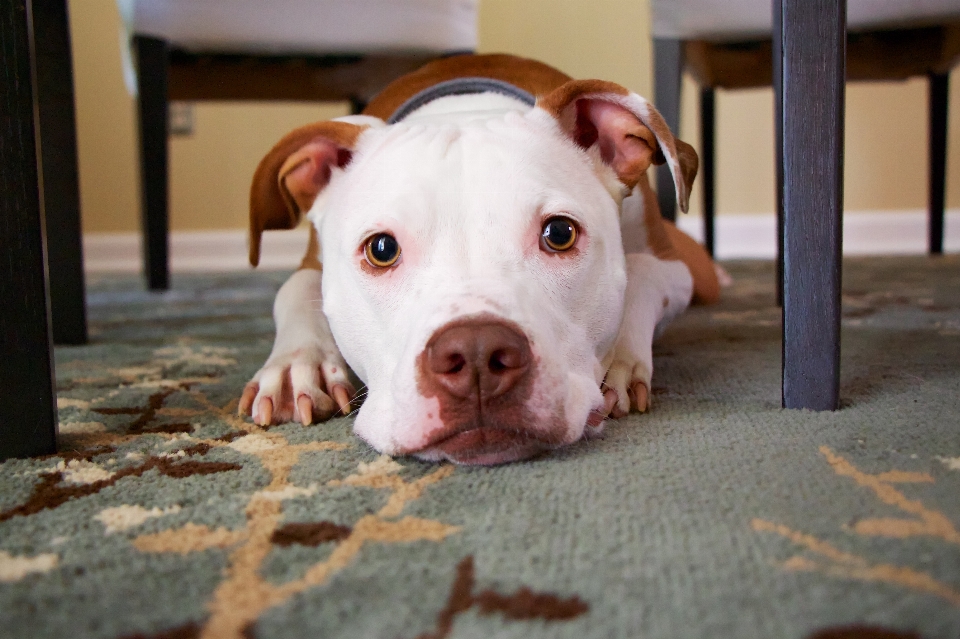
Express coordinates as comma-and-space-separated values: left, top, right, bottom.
538, 80, 697, 212
249, 121, 367, 266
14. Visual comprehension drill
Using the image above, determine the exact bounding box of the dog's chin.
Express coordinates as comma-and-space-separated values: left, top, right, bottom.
412, 428, 553, 466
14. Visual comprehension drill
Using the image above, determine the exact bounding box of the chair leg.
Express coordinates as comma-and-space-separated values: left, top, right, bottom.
0, 0, 59, 460
699, 86, 716, 256
34, 0, 87, 345
653, 38, 683, 222
929, 72, 948, 255
776, 0, 845, 411
349, 97, 367, 115
773, 18, 785, 307
135, 35, 170, 291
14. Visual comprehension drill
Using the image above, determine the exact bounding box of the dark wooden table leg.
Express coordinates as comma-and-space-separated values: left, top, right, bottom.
773, 16, 785, 307
135, 35, 169, 291
654, 37, 683, 222
0, 0, 59, 460
776, 0, 846, 411
928, 72, 948, 255
33, 0, 86, 345
349, 97, 367, 115
699, 86, 716, 256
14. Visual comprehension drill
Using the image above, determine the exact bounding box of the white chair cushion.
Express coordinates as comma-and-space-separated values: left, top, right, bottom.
118, 0, 477, 54
653, 0, 960, 39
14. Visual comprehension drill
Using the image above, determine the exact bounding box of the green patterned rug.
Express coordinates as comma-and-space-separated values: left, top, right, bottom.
2, 256, 959, 639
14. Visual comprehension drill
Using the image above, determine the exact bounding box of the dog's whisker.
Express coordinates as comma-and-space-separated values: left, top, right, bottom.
331, 384, 368, 417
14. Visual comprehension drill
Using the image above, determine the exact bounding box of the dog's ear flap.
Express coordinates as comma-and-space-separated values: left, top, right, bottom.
249, 121, 367, 266
538, 80, 697, 213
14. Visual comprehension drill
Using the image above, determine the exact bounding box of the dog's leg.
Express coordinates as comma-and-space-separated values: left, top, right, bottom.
605, 253, 692, 416
239, 269, 354, 425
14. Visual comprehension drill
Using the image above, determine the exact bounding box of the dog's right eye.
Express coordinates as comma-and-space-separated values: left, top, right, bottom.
364, 233, 401, 268
540, 216, 578, 252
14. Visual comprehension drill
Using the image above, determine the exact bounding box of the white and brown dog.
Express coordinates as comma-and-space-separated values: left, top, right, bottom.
239, 54, 719, 465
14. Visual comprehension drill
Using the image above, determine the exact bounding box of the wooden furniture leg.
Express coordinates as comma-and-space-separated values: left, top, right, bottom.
777, 0, 846, 411
135, 35, 170, 291
929, 71, 949, 255
34, 0, 86, 345
0, 0, 59, 460
654, 37, 683, 222
773, 23, 785, 308
699, 86, 716, 256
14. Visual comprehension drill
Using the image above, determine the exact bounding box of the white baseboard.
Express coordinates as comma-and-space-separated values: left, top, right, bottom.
83, 228, 310, 272
674, 209, 960, 260
83, 210, 959, 273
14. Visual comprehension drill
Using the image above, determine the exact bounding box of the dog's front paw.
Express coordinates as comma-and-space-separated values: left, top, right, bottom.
604, 357, 651, 418
238, 347, 354, 426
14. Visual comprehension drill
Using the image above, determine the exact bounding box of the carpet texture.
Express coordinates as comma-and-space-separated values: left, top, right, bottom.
1, 256, 959, 639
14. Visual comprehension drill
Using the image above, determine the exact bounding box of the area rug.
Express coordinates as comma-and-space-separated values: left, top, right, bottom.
1, 256, 959, 639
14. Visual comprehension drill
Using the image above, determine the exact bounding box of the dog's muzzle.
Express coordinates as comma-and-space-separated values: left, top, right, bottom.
414, 317, 559, 465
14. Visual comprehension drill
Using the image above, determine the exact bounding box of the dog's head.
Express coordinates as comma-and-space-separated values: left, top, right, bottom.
250, 80, 696, 464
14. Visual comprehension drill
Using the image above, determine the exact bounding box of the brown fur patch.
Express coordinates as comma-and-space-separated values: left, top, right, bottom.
634, 174, 719, 305
673, 138, 700, 204
663, 221, 720, 305
300, 227, 323, 271
271, 521, 352, 547
638, 175, 681, 262
536, 79, 630, 122
249, 121, 366, 266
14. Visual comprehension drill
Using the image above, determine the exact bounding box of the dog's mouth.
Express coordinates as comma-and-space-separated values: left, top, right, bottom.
415, 427, 553, 465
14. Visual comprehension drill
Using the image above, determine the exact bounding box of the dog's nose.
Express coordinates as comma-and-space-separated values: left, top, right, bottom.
424, 320, 532, 401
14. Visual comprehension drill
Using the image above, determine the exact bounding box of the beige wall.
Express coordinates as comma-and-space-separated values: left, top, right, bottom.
69, 0, 139, 233
680, 72, 960, 217
70, 0, 959, 233
69, 1, 350, 233
479, 0, 651, 95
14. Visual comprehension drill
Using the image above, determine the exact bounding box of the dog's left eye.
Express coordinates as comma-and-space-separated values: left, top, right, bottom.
364, 233, 401, 268
540, 216, 578, 252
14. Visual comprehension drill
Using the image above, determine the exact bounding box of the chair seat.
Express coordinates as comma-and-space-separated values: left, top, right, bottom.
653, 0, 960, 39
119, 0, 477, 54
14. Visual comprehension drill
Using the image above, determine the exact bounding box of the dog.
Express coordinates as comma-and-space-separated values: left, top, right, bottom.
238, 54, 719, 465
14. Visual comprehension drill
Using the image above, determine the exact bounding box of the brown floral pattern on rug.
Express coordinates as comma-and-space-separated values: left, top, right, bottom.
0, 454, 241, 522
807, 626, 923, 639
413, 556, 589, 639
270, 521, 353, 547
120, 624, 203, 639
0, 341, 469, 638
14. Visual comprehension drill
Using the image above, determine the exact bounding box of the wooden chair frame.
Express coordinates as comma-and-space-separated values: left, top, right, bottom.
654, 12, 958, 410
